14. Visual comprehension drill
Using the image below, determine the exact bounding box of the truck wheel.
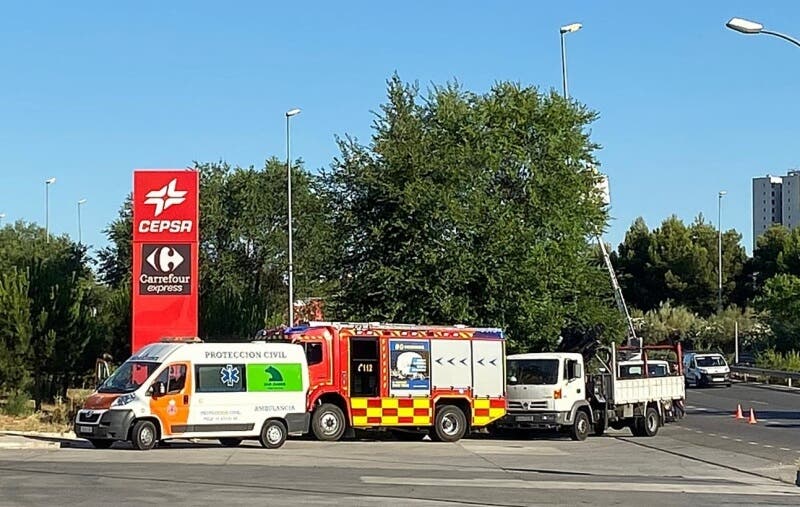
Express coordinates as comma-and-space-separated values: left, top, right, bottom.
130, 420, 157, 451
570, 410, 590, 441
88, 439, 113, 449
312, 403, 346, 441
259, 420, 287, 449
431, 405, 467, 442
219, 438, 243, 447
641, 407, 660, 437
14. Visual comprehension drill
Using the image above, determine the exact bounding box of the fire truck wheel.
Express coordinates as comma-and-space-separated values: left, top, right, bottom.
312, 403, 346, 441
130, 420, 157, 451
432, 405, 467, 442
259, 419, 287, 449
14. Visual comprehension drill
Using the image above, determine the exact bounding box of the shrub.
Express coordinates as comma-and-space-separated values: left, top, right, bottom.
756, 350, 800, 372
2, 390, 33, 417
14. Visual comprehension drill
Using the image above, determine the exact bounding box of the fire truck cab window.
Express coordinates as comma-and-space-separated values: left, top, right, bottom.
304, 342, 323, 366
350, 337, 379, 397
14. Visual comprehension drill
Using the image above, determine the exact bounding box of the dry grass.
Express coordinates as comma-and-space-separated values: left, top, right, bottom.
0, 412, 71, 433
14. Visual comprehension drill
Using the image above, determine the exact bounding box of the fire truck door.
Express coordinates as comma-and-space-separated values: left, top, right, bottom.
350, 337, 379, 397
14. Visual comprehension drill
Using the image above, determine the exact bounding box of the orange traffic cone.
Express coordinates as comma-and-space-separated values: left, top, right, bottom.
734, 404, 744, 420
748, 408, 758, 424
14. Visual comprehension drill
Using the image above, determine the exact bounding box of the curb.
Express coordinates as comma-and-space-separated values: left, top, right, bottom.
0, 430, 81, 450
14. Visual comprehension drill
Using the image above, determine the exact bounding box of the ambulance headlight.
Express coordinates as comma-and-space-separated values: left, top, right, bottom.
112, 394, 136, 407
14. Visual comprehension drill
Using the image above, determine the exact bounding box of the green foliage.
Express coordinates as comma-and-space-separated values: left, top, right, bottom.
756, 349, 800, 372
2, 390, 33, 417
755, 274, 800, 352
0, 223, 107, 407
616, 215, 747, 316
323, 76, 621, 350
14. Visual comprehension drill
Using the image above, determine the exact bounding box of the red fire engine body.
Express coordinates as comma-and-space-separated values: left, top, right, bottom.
261, 322, 507, 442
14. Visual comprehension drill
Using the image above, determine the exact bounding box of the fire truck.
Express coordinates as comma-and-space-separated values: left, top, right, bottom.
255, 322, 507, 442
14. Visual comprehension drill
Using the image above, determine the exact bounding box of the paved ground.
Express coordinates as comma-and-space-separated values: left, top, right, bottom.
1, 425, 799, 506
671, 382, 800, 474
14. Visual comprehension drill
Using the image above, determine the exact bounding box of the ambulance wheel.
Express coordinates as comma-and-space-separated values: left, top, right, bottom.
259, 420, 287, 449
312, 403, 346, 441
219, 438, 243, 447
88, 439, 113, 449
130, 420, 157, 451
431, 405, 467, 442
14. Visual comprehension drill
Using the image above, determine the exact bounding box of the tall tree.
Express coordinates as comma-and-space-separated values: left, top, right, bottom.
323, 76, 622, 351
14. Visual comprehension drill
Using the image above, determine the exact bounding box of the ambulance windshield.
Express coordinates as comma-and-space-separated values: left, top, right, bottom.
98, 361, 161, 393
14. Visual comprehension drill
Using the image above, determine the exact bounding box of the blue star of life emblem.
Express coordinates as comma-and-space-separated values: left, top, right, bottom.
220, 364, 240, 387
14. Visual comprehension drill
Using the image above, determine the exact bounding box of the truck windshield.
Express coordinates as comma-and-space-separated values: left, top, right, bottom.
696, 356, 726, 367
97, 361, 160, 394
507, 359, 559, 385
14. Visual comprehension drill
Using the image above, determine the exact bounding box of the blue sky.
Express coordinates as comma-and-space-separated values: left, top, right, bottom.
1, 1, 799, 254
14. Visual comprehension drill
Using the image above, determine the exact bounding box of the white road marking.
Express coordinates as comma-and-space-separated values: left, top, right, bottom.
764, 445, 773, 448
360, 477, 800, 496
694, 430, 703, 434
734, 439, 743, 442
708, 433, 716, 437
749, 400, 769, 405
781, 448, 792, 451
720, 436, 729, 439
460, 444, 567, 456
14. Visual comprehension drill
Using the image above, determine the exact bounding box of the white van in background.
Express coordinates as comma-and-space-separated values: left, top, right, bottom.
683, 352, 731, 388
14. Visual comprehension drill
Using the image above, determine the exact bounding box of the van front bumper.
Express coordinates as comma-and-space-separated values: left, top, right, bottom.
74, 409, 135, 440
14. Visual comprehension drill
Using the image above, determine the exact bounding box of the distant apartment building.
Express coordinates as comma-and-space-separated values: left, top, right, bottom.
752, 172, 800, 248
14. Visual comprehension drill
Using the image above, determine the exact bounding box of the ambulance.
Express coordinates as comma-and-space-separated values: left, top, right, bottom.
74, 338, 309, 450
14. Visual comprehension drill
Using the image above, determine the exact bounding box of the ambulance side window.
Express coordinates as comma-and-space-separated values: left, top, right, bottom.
304, 342, 323, 366
167, 364, 187, 394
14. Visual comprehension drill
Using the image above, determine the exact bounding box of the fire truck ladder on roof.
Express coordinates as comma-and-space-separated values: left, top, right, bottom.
596, 235, 639, 348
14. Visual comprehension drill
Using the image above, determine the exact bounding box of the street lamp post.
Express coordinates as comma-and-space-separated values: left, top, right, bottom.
285, 108, 301, 326
77, 199, 87, 244
718, 191, 727, 312
45, 177, 56, 242
726, 17, 800, 48
0, 213, 5, 227
559, 23, 583, 98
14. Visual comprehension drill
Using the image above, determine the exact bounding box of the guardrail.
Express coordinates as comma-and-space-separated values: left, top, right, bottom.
731, 365, 800, 387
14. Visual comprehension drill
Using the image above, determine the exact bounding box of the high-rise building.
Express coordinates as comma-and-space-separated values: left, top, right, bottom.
752, 175, 783, 248
782, 171, 800, 231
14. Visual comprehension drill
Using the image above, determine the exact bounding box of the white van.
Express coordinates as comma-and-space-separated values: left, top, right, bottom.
74, 338, 309, 450
683, 352, 731, 387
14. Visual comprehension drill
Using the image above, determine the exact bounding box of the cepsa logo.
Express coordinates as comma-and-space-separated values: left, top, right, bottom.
133, 171, 198, 242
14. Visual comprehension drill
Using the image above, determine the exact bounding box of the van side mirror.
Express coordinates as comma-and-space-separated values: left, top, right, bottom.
152, 381, 166, 397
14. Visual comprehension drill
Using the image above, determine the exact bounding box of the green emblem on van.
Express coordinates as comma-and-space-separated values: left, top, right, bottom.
247, 363, 303, 392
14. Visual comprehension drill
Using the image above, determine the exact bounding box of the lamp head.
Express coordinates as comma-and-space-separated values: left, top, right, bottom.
45, 177, 56, 185
286, 108, 302, 117
560, 23, 583, 34
726, 17, 763, 35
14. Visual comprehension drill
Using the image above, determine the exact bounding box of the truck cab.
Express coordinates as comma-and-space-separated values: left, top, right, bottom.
502, 353, 591, 440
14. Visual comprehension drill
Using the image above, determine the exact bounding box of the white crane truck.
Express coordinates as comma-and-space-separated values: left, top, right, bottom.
497, 343, 686, 440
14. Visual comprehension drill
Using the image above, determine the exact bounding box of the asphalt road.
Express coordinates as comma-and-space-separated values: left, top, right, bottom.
1, 426, 799, 506
668, 382, 800, 469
